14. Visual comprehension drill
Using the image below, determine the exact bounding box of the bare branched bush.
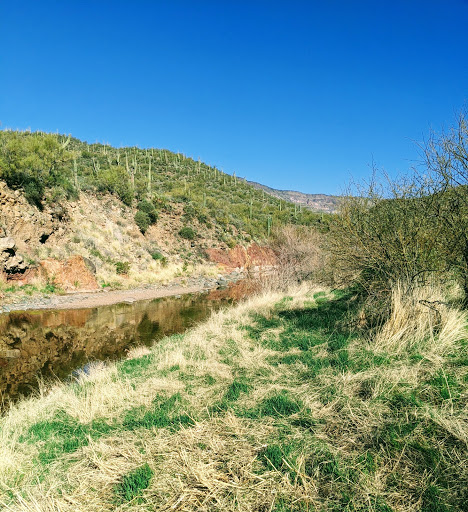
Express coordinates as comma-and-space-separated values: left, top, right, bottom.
328, 174, 444, 299
328, 110, 468, 312
267, 225, 326, 290
417, 110, 468, 302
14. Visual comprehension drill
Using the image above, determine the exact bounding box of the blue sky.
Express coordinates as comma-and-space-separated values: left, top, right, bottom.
1, 1, 467, 195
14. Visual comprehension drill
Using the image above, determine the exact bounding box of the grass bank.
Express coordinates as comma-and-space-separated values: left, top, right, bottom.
0, 285, 467, 511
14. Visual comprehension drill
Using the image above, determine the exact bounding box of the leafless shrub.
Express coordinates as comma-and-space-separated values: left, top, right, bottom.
267, 225, 326, 290
327, 110, 468, 309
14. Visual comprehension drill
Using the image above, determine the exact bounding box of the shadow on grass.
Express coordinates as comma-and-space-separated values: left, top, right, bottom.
246, 289, 360, 353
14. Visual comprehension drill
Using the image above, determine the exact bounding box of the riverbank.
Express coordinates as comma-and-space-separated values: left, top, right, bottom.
1, 284, 467, 511
0, 270, 243, 313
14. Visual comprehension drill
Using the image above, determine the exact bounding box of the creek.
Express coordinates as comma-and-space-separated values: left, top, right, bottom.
0, 281, 254, 406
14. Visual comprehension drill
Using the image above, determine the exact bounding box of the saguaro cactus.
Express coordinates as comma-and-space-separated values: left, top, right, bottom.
147, 155, 152, 198
73, 156, 79, 191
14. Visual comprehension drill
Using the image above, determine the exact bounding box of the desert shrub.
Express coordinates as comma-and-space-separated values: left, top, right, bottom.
98, 166, 133, 205
328, 177, 443, 299
182, 203, 197, 221
137, 200, 158, 223
150, 251, 167, 266
419, 111, 468, 303
134, 211, 151, 234
0, 132, 74, 207
178, 226, 196, 240
267, 225, 325, 290
115, 261, 130, 275
23, 179, 45, 208
328, 111, 468, 310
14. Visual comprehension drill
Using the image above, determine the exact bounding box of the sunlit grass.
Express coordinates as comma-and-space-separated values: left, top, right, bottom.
0, 284, 466, 511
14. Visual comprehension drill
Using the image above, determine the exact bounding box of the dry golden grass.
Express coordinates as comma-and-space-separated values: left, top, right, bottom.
374, 281, 466, 356
1, 283, 467, 511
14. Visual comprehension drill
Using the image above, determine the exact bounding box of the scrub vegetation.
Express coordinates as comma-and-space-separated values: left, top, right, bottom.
0, 130, 328, 242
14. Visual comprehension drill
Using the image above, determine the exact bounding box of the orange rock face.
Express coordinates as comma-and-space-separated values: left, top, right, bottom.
39, 255, 99, 291
206, 243, 277, 269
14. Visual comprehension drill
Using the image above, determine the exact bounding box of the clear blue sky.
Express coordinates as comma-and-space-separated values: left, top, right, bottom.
1, 1, 467, 195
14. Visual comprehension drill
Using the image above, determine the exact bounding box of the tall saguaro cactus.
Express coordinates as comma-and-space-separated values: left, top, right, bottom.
147, 155, 152, 198
73, 156, 79, 191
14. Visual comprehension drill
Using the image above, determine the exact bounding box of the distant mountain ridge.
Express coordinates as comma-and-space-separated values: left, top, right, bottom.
247, 180, 340, 213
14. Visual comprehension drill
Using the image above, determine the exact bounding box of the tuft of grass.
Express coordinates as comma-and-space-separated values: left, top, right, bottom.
114, 463, 153, 503
258, 442, 295, 474
224, 379, 250, 401
209, 378, 251, 414
22, 411, 112, 465
122, 393, 194, 431
118, 354, 153, 379
257, 391, 302, 418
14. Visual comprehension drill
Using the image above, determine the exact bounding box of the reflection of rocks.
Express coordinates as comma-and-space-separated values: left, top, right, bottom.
207, 278, 260, 301
0, 293, 234, 405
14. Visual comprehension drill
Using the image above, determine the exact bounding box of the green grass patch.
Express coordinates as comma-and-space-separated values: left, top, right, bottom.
224, 379, 251, 401
122, 393, 194, 431
218, 338, 241, 364
203, 374, 216, 385
428, 370, 463, 402
274, 296, 294, 308
352, 349, 394, 372
241, 391, 303, 419
304, 446, 342, 480
209, 378, 251, 414
118, 354, 153, 379
268, 351, 329, 380
258, 442, 295, 474
114, 463, 153, 503
260, 392, 302, 417
246, 290, 358, 354
22, 411, 112, 465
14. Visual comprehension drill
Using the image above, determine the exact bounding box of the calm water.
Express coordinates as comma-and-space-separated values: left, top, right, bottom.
0, 283, 254, 405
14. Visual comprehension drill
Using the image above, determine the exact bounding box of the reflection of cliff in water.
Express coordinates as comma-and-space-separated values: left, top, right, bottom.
0, 290, 240, 404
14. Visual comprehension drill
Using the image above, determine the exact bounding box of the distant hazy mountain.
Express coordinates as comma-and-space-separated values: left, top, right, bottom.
247, 180, 340, 213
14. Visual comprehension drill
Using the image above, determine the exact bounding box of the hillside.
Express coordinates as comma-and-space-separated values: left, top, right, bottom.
247, 180, 340, 213
0, 130, 330, 294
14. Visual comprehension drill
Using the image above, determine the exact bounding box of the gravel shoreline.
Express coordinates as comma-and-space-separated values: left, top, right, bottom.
0, 272, 243, 313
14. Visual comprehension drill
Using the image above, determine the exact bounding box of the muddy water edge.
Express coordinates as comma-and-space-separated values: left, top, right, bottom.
0, 281, 257, 408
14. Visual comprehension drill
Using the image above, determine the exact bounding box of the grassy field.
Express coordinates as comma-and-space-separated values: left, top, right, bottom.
0, 285, 467, 511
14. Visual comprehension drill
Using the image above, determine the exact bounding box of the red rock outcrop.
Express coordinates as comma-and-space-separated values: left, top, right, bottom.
39, 256, 99, 291
206, 243, 277, 269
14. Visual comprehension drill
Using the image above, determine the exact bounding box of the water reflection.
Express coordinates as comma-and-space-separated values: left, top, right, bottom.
0, 284, 252, 405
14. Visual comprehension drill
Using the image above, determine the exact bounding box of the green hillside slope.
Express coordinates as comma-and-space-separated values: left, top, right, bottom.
0, 130, 329, 243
